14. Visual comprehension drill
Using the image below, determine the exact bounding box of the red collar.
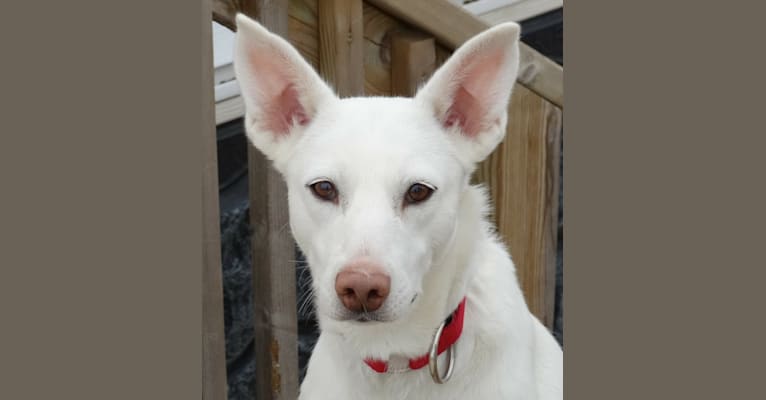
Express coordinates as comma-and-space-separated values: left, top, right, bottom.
364, 297, 467, 373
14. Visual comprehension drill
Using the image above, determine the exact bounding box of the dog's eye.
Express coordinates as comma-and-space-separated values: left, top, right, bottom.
309, 180, 338, 202
405, 183, 435, 205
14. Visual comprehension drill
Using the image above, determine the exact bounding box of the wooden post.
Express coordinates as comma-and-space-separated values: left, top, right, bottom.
318, 0, 365, 97
212, 2, 302, 399
474, 85, 562, 329
390, 31, 436, 97
202, 0, 227, 399
212, 0, 302, 398
236, 2, 303, 400
543, 105, 562, 329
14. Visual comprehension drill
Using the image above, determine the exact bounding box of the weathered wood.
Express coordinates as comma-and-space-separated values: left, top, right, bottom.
215, 0, 320, 68
202, 0, 227, 399
248, 147, 299, 400
211, 1, 302, 400
366, 0, 563, 108
215, 1, 562, 104
212, 0, 237, 30
289, 0, 320, 69
474, 85, 561, 328
362, 3, 399, 96
266, 2, 405, 97
244, 2, 301, 399
318, 0, 365, 97
543, 105, 562, 329
213, 0, 258, 31
390, 30, 436, 97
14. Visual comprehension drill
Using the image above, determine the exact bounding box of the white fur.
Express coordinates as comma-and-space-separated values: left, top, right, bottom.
235, 13, 562, 400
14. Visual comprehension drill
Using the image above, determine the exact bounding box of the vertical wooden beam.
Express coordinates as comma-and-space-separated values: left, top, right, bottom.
474, 85, 561, 330
318, 0, 365, 97
390, 31, 435, 97
543, 105, 562, 329
202, 0, 227, 399
244, 2, 300, 400
248, 141, 299, 400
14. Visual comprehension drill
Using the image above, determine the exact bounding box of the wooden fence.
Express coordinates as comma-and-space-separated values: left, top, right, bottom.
204, 1, 563, 399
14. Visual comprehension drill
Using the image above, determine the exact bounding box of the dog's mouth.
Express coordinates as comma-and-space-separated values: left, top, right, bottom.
329, 310, 394, 324
348, 312, 390, 324
330, 293, 419, 323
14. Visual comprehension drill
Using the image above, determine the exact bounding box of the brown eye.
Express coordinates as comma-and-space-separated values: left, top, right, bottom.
309, 180, 338, 202
405, 183, 435, 205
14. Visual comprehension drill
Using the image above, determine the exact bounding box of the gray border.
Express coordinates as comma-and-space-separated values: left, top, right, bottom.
0, 1, 203, 398
566, 1, 766, 399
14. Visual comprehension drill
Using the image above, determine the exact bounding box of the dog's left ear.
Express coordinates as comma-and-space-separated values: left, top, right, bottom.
415, 22, 520, 165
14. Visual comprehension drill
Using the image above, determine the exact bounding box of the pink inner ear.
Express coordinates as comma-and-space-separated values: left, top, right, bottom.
444, 86, 484, 138
264, 84, 310, 136
245, 47, 312, 136
441, 50, 504, 138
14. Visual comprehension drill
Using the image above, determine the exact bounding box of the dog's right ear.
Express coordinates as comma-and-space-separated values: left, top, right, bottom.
234, 14, 337, 167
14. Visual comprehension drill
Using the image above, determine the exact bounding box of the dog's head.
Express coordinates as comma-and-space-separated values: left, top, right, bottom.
234, 14, 520, 326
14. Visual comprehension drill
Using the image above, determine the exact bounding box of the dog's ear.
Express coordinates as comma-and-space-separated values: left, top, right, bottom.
234, 14, 336, 167
415, 22, 520, 165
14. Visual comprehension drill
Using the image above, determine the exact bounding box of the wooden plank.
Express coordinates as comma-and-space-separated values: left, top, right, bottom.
269, 2, 415, 97
243, 3, 301, 400
202, 0, 227, 399
213, 0, 258, 31
211, 1, 302, 399
361, 4, 444, 97
473, 84, 561, 329
318, 0, 365, 97
212, 0, 237, 30
390, 30, 436, 97
543, 103, 562, 329
362, 3, 399, 96
248, 146, 300, 400
214, 0, 320, 69
366, 0, 563, 108
289, 0, 320, 69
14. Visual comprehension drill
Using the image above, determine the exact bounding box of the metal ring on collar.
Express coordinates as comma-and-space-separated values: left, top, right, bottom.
428, 319, 456, 384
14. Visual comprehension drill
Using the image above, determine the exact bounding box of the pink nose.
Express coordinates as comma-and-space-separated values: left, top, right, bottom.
335, 261, 390, 313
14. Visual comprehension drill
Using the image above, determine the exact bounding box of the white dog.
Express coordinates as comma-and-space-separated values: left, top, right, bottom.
234, 13, 562, 400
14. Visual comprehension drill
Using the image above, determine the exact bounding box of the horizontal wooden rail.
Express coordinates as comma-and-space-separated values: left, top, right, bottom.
212, 0, 247, 31
214, 0, 562, 107
366, 0, 563, 108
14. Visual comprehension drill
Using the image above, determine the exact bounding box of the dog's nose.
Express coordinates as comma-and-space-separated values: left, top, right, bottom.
335, 262, 390, 313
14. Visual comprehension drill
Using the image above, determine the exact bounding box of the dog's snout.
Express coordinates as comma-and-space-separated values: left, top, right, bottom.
335, 262, 390, 313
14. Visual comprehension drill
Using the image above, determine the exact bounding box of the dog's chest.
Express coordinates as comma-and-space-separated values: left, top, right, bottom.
350, 368, 535, 400
305, 342, 536, 400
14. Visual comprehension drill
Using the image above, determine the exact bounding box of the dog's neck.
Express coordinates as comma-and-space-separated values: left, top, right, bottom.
412, 184, 487, 330
321, 185, 490, 359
